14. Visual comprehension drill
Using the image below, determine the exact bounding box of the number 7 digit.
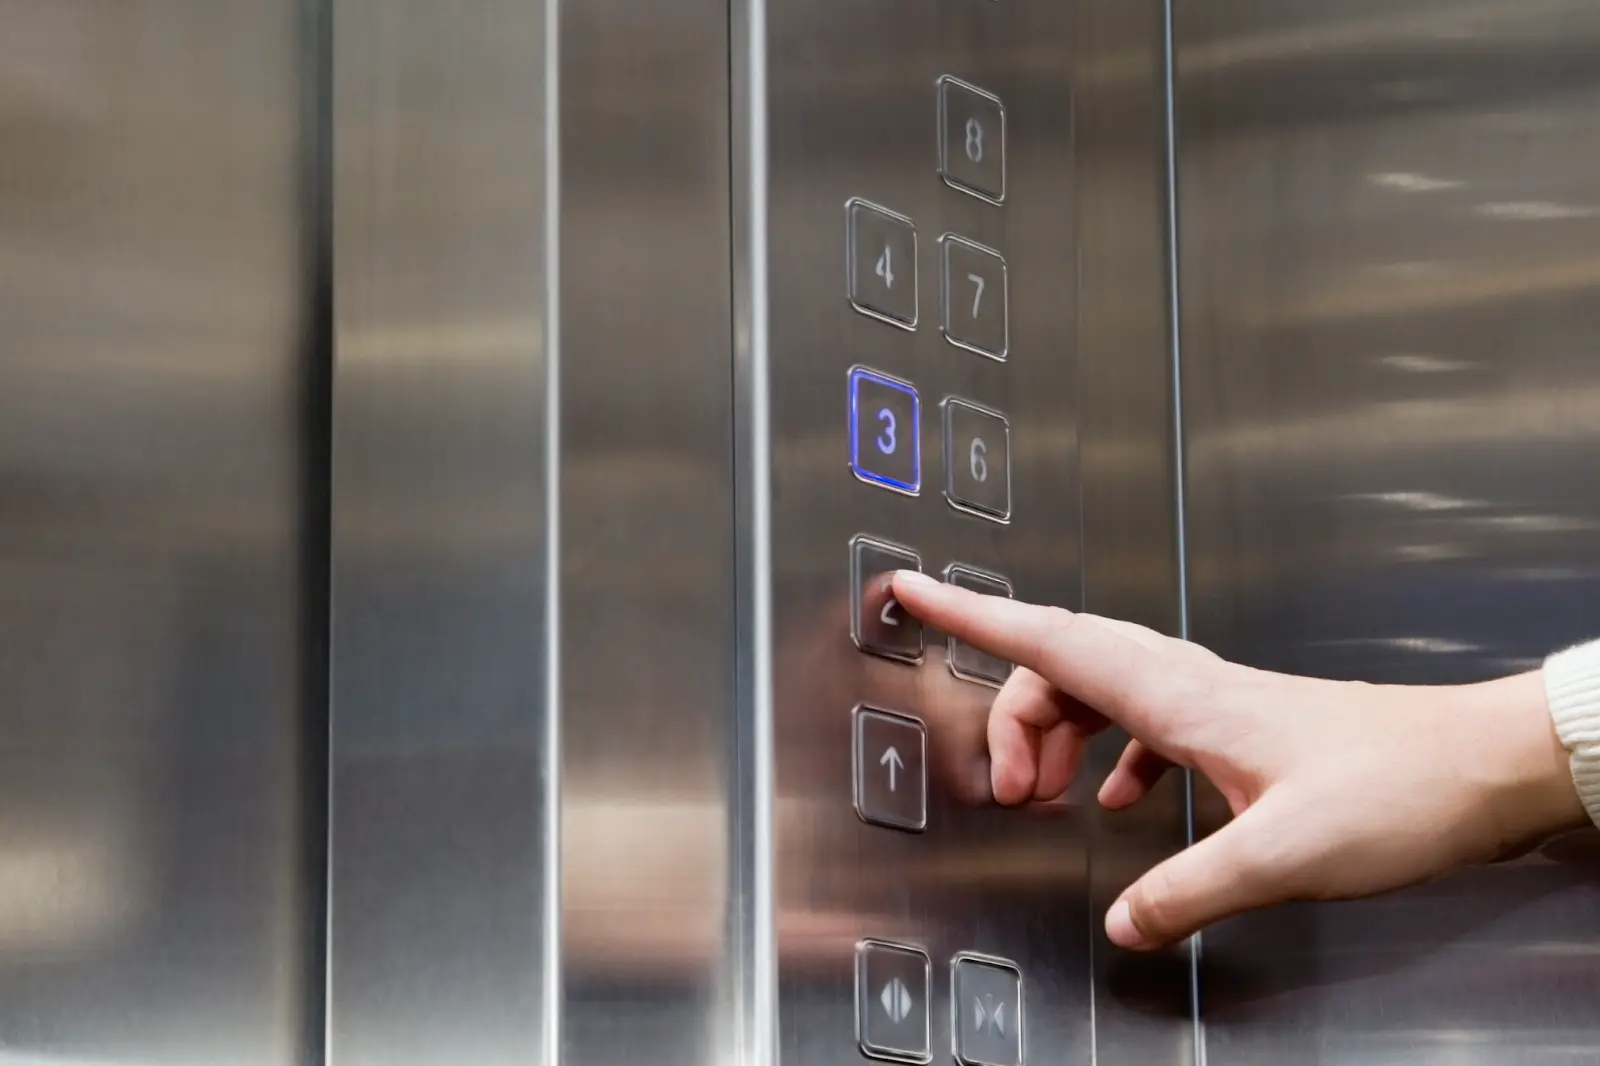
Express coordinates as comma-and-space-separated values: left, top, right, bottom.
968, 272, 985, 318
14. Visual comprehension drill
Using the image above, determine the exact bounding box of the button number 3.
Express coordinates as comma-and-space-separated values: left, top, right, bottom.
877, 409, 897, 455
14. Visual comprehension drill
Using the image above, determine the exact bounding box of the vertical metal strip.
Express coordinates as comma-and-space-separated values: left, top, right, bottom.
542, 0, 564, 1063
730, 0, 775, 1062
1158, 0, 1201, 1062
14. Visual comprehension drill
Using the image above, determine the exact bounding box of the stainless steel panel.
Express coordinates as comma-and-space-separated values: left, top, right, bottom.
558, 2, 739, 1066
328, 2, 552, 1064
737, 4, 1091, 1064
1175, 3, 1600, 1064
1074, 1, 1195, 1063
0, 2, 324, 1063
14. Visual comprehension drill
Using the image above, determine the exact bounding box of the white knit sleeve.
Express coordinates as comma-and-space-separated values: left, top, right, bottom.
1543, 640, 1600, 828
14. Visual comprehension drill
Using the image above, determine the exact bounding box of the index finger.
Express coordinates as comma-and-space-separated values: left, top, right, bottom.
890, 570, 1201, 741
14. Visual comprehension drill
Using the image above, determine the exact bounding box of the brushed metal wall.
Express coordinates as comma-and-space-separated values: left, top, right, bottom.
328, 1, 554, 1064
735, 3, 1121, 1065
0, 2, 326, 1064
1174, 2, 1600, 1063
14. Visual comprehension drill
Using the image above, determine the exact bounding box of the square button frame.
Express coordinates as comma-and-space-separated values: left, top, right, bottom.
850, 534, 926, 665
940, 234, 1009, 361
937, 75, 1008, 205
846, 197, 920, 331
852, 705, 929, 833
850, 367, 923, 496
950, 951, 1025, 1066
942, 565, 1015, 687
857, 939, 935, 1064
942, 397, 1012, 523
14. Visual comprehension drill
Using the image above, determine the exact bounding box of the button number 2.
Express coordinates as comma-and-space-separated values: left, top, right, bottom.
877, 408, 897, 455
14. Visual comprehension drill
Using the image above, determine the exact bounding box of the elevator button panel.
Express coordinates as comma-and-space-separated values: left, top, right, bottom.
940, 235, 1009, 360
937, 76, 1006, 203
944, 566, 1016, 685
851, 534, 925, 663
853, 706, 928, 832
952, 954, 1024, 1066
847, 198, 919, 328
943, 398, 1012, 521
850, 367, 923, 495
857, 940, 933, 1064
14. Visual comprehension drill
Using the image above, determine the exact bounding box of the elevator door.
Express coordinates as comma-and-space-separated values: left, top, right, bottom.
0, 3, 326, 1064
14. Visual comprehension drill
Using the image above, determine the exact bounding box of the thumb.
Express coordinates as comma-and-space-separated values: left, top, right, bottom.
1105, 806, 1282, 950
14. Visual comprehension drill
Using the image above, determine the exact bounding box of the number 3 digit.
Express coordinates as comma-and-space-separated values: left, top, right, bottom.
876, 408, 897, 455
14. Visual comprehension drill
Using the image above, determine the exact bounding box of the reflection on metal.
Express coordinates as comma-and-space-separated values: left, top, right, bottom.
1176, 2, 1600, 1064
0, 2, 326, 1063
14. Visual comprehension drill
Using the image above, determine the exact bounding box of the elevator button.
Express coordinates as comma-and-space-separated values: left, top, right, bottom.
848, 198, 919, 328
857, 940, 933, 1063
938, 76, 1006, 203
952, 954, 1023, 1066
943, 566, 1014, 686
853, 706, 928, 833
851, 535, 924, 664
851, 367, 922, 495
941, 235, 1008, 360
943, 398, 1010, 521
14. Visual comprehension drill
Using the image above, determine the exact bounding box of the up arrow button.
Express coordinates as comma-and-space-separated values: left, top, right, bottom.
880, 746, 904, 792
853, 706, 927, 834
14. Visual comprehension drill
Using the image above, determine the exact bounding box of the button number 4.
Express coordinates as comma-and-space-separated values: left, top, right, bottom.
876, 245, 895, 289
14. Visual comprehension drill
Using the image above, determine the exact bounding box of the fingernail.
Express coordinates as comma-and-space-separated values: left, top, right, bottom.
894, 569, 937, 589
1106, 900, 1147, 949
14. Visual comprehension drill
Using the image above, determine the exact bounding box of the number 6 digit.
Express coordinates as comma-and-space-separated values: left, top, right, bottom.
970, 437, 988, 483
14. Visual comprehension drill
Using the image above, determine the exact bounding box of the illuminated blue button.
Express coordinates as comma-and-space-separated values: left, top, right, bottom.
849, 367, 921, 495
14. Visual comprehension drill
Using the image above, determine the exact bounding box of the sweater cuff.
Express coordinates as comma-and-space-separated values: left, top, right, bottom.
1543, 640, 1600, 829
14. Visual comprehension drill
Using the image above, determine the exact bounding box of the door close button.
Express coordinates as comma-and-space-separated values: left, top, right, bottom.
851, 535, 924, 663
952, 954, 1024, 1066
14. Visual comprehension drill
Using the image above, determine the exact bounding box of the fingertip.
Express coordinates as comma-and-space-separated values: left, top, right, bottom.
1106, 900, 1150, 950
1098, 769, 1141, 810
989, 750, 1036, 807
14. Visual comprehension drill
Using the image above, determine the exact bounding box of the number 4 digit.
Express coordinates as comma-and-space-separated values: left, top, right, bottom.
876, 245, 894, 289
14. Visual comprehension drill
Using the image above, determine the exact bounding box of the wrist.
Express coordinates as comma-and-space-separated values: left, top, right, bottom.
1459, 671, 1589, 848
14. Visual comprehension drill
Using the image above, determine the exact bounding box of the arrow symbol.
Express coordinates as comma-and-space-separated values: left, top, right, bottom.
880, 746, 904, 792
881, 978, 914, 1023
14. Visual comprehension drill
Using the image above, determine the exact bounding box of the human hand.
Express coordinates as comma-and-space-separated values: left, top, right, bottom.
889, 570, 1588, 951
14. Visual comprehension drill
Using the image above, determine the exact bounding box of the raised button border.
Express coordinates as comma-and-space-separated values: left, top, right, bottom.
849, 533, 926, 665
941, 396, 1012, 523
850, 367, 924, 497
852, 704, 930, 833
936, 75, 1008, 205
857, 939, 935, 1065
950, 951, 1025, 1066
846, 197, 920, 331
942, 564, 1015, 688
939, 233, 1010, 362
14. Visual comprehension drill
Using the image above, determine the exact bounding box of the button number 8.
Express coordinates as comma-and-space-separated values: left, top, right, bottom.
965, 117, 984, 164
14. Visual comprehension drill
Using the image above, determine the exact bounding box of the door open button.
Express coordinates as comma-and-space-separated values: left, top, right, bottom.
853, 706, 928, 833
856, 940, 932, 1063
